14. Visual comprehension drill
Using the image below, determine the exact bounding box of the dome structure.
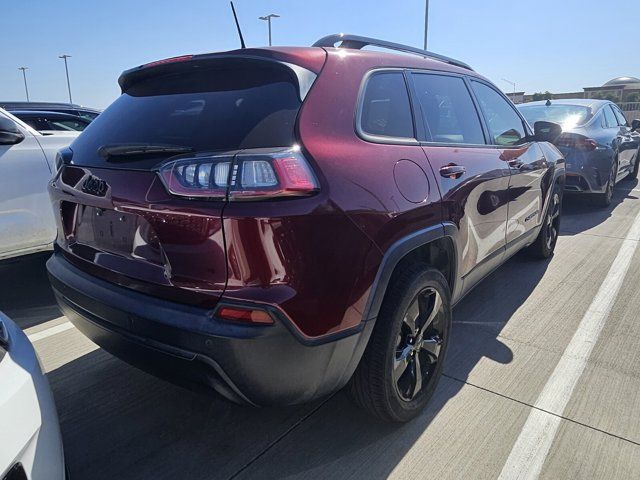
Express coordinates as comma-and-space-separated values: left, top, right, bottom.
603, 76, 640, 87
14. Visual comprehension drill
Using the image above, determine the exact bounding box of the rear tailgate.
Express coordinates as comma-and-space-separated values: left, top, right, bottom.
52, 165, 228, 306
51, 52, 323, 307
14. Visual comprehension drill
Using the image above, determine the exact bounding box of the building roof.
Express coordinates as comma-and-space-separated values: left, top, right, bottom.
603, 76, 640, 87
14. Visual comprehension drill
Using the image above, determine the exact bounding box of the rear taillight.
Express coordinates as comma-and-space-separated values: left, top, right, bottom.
556, 134, 598, 151
158, 147, 319, 201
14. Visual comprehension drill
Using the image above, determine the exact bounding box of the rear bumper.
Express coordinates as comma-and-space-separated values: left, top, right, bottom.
47, 253, 372, 406
562, 150, 611, 193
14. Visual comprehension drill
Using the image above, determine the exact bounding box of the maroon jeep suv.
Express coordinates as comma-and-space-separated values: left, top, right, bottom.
47, 34, 564, 422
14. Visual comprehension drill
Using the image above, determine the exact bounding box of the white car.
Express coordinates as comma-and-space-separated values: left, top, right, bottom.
0, 108, 79, 260
0, 313, 65, 479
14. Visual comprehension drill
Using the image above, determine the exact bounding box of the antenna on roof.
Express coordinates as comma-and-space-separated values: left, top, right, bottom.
230, 2, 246, 49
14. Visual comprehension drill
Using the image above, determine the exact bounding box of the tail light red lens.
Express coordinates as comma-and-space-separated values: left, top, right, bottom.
158, 148, 319, 201
216, 306, 274, 325
556, 134, 598, 151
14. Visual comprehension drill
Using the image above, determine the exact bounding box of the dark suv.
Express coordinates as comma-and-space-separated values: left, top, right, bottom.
47, 34, 565, 422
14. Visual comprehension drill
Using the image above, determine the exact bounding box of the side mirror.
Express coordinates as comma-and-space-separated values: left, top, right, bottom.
0, 116, 25, 145
632, 119, 640, 132
534, 120, 562, 143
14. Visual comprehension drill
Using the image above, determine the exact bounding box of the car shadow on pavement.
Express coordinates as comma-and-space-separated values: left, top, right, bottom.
560, 178, 638, 236
0, 252, 61, 328
45, 252, 551, 480
47, 348, 325, 480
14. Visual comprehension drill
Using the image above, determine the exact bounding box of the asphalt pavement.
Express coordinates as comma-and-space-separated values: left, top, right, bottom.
2, 181, 640, 480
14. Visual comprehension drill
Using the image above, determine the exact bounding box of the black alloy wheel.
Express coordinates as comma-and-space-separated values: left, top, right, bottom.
393, 287, 444, 401
595, 160, 617, 207
527, 180, 563, 259
348, 265, 451, 422
544, 190, 561, 253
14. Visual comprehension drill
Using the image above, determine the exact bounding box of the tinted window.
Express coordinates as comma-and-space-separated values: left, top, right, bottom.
360, 72, 414, 139
411, 73, 485, 144
71, 63, 302, 168
598, 111, 606, 129
20, 117, 49, 131
603, 105, 618, 128
518, 104, 591, 129
612, 105, 628, 126
471, 81, 526, 146
49, 118, 89, 131
77, 111, 99, 121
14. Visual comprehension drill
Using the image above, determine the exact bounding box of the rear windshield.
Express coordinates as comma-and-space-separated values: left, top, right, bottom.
518, 104, 592, 129
70, 63, 301, 169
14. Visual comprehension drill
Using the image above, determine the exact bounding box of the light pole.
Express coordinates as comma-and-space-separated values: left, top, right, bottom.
18, 67, 30, 102
59, 54, 73, 104
502, 78, 517, 101
424, 0, 429, 50
258, 13, 280, 46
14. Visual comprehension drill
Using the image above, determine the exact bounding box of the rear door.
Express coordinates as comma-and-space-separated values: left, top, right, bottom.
603, 104, 628, 177
469, 80, 549, 248
409, 72, 511, 296
611, 104, 639, 175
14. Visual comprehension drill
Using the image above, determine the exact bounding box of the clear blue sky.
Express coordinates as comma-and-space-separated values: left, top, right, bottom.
2, 0, 638, 109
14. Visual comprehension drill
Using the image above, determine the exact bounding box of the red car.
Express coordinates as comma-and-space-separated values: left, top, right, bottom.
47, 34, 564, 422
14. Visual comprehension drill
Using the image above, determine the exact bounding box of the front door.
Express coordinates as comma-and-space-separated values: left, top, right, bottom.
409, 72, 511, 297
469, 80, 548, 247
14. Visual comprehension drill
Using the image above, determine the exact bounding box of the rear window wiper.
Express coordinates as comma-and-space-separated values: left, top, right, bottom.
98, 143, 194, 158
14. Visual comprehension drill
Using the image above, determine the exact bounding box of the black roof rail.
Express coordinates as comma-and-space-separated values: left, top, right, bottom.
312, 34, 473, 71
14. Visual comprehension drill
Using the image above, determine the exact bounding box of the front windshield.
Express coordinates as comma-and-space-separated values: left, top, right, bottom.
518, 104, 592, 129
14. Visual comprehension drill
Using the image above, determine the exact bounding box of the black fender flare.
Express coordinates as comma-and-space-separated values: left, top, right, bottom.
361, 222, 459, 324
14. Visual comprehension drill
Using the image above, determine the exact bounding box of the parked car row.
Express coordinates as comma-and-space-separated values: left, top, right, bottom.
2, 32, 639, 478
0, 101, 100, 121
0, 101, 100, 135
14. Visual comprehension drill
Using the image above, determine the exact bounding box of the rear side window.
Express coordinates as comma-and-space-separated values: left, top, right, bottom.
411, 73, 485, 144
471, 81, 526, 146
359, 72, 414, 139
70, 63, 302, 168
50, 118, 89, 131
612, 105, 628, 126
72, 110, 100, 121
603, 105, 618, 128
22, 117, 50, 131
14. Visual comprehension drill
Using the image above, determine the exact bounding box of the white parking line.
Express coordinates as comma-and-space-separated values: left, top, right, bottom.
498, 206, 640, 480
27, 321, 74, 342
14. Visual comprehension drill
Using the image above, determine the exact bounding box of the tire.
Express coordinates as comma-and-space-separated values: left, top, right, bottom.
348, 264, 451, 422
624, 148, 640, 181
527, 181, 562, 259
594, 159, 617, 207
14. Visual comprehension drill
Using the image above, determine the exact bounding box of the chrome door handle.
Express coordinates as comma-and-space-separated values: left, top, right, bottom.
439, 164, 466, 179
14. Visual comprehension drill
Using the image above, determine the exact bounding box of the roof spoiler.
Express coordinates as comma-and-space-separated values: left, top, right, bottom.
117, 54, 318, 101
313, 33, 473, 71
